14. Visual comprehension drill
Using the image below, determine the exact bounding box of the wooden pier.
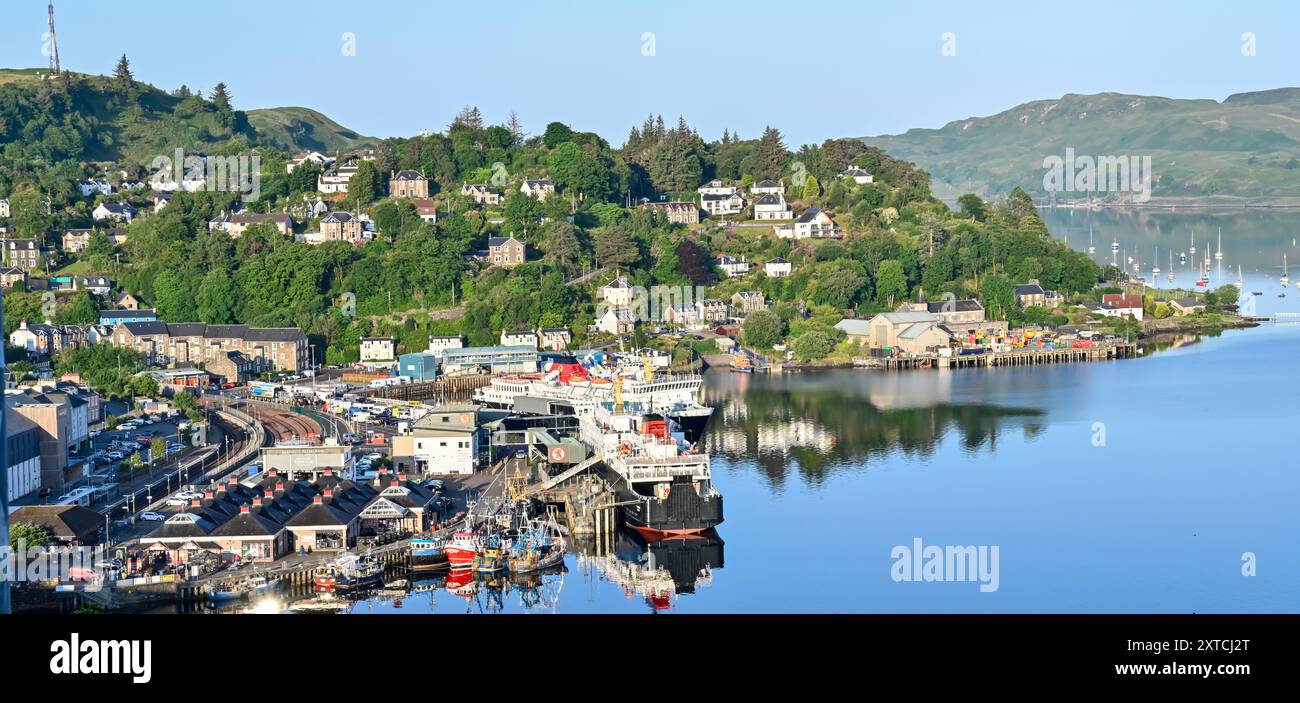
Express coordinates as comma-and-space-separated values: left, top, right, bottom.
883, 342, 1138, 371
361, 374, 491, 403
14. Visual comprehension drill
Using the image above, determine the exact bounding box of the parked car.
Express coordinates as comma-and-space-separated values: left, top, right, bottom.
165, 498, 188, 507
138, 512, 166, 521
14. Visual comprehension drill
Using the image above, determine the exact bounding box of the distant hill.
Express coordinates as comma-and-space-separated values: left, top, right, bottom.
246, 106, 375, 153
859, 89, 1300, 204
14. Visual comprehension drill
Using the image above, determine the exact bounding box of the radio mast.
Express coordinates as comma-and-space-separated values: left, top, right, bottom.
48, 2, 62, 75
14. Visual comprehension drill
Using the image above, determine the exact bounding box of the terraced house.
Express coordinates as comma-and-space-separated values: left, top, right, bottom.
110, 322, 311, 373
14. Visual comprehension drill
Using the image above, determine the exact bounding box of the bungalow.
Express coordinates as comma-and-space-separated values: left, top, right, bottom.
92, 202, 135, 223
717, 255, 751, 278
596, 307, 637, 335
359, 336, 397, 362
753, 193, 793, 220
792, 208, 839, 239
1170, 296, 1206, 316
836, 312, 952, 355
764, 257, 792, 278
750, 179, 785, 196
839, 168, 875, 185
520, 178, 556, 201
1101, 293, 1144, 321
411, 199, 438, 223
209, 212, 293, 238
389, 170, 429, 199
537, 327, 572, 351
488, 236, 526, 267
462, 183, 504, 206
8, 505, 103, 545
71, 275, 112, 296
500, 329, 539, 348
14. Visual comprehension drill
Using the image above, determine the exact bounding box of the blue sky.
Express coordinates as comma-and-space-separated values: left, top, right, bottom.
2, 0, 1297, 146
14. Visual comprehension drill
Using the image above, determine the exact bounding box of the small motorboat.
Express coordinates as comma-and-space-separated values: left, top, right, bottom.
206, 575, 281, 602
729, 353, 754, 373
408, 538, 449, 572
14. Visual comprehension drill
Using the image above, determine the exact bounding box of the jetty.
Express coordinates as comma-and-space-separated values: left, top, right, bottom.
882, 341, 1138, 370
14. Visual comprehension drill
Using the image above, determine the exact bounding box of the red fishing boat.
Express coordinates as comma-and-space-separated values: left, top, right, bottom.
444, 532, 479, 567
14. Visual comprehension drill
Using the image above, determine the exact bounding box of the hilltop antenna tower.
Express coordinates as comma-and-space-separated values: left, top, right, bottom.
47, 2, 62, 75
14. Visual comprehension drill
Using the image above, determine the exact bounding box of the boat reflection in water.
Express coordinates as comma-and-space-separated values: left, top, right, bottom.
441, 562, 568, 613
584, 528, 725, 612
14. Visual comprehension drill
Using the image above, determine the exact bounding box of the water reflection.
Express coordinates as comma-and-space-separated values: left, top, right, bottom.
703, 372, 1046, 484
579, 529, 725, 612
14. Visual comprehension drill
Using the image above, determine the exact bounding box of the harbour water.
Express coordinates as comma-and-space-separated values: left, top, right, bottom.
284, 211, 1300, 613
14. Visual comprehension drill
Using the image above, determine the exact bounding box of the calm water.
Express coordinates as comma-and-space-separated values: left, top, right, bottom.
314, 211, 1300, 614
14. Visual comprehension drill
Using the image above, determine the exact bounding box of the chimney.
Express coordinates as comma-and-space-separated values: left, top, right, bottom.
390, 480, 400, 488
190, 499, 201, 507
313, 496, 323, 504
268, 469, 278, 477
323, 489, 334, 498
204, 491, 214, 499
275, 482, 285, 491
378, 467, 388, 475
263, 490, 274, 500
240, 505, 250, 514
252, 498, 262, 507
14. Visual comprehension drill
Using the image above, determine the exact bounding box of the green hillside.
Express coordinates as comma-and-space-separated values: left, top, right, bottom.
246, 106, 374, 153
859, 89, 1300, 204
0, 68, 370, 178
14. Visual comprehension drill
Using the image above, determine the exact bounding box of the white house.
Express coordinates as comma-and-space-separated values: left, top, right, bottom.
601, 276, 635, 306
701, 192, 746, 216
500, 329, 539, 348
359, 337, 397, 362
764, 257, 792, 277
92, 202, 135, 223
752, 193, 793, 220
79, 180, 113, 198
427, 336, 464, 356
793, 209, 839, 239
717, 255, 750, 278
287, 151, 333, 174
520, 179, 556, 201
697, 180, 736, 197
596, 307, 636, 335
317, 163, 359, 194
839, 168, 875, 185
0, 198, 9, 218
399, 406, 480, 475
750, 179, 784, 196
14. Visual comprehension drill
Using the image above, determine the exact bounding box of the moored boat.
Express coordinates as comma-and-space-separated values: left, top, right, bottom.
444, 532, 479, 568
314, 555, 384, 593
408, 537, 449, 571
